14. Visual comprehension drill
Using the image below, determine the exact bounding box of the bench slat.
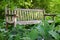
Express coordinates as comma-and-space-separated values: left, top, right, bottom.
17, 20, 42, 25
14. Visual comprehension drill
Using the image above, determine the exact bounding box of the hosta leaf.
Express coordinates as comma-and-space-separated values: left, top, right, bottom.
28, 29, 38, 40
36, 24, 45, 36
49, 30, 60, 39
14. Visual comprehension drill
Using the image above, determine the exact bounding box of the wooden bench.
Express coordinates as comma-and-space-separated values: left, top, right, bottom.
5, 8, 56, 28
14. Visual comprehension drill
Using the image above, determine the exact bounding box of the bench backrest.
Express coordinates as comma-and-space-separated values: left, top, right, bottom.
5, 8, 44, 21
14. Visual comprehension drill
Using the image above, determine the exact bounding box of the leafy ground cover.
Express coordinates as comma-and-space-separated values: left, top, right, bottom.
0, 19, 60, 40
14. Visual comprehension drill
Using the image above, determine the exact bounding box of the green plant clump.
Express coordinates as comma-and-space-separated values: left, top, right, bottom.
0, 20, 60, 40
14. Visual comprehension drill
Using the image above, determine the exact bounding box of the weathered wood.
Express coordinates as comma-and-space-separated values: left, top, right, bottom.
6, 14, 15, 16
48, 20, 54, 23
5, 8, 44, 28
5, 8, 56, 28
44, 14, 56, 16
17, 20, 42, 25
44, 14, 56, 24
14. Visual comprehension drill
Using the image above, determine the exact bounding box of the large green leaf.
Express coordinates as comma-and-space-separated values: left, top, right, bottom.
36, 24, 45, 36
28, 29, 38, 40
49, 30, 60, 40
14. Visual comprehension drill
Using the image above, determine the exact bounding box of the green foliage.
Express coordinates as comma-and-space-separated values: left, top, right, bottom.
28, 29, 38, 40
0, 19, 60, 40
49, 30, 60, 40
0, 0, 60, 40
35, 20, 60, 40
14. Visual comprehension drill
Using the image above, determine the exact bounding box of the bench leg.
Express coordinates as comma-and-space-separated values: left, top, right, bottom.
6, 22, 8, 29
14, 22, 16, 27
